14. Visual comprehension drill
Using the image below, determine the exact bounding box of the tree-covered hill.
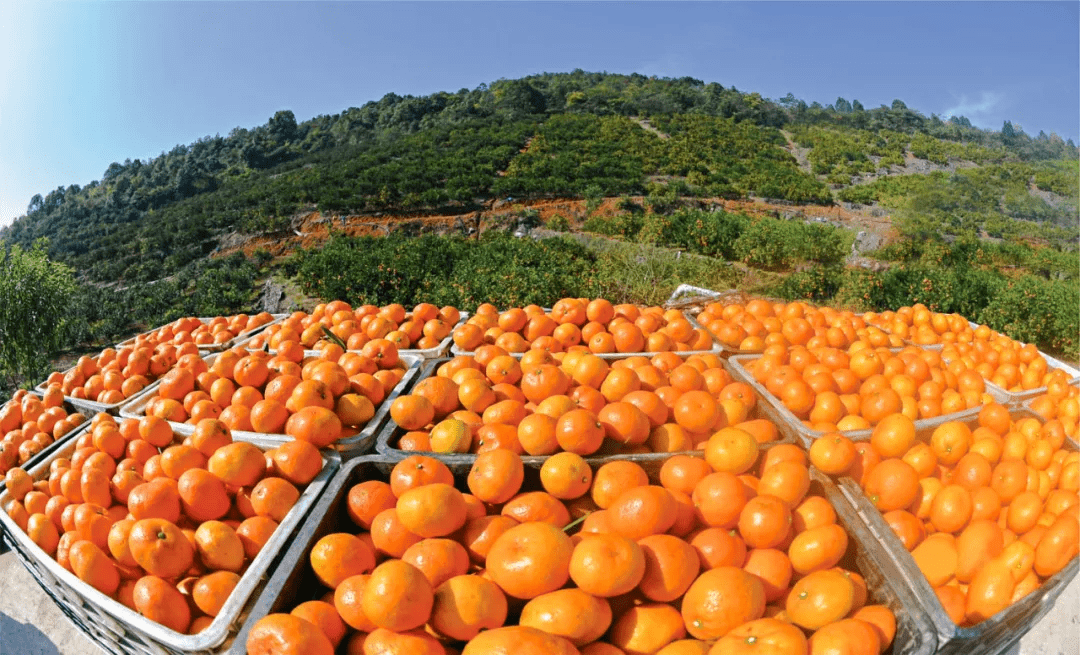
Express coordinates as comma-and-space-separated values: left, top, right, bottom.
0, 71, 1076, 379
3, 71, 1076, 284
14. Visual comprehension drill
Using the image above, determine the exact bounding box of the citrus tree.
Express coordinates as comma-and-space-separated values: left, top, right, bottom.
0, 239, 76, 393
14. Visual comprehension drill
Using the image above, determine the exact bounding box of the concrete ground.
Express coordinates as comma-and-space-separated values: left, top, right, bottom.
1, 546, 1078, 655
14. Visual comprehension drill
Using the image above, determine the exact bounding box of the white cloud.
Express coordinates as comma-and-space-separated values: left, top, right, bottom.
941, 91, 1005, 128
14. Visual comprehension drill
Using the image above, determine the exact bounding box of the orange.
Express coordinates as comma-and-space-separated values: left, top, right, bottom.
693, 471, 748, 530
361, 559, 434, 631
245, 614, 334, 655
863, 458, 920, 512
568, 533, 646, 597
738, 495, 792, 549
311, 533, 376, 588
809, 433, 857, 475
429, 574, 508, 641
704, 427, 759, 475
127, 518, 194, 579
133, 575, 191, 634
540, 452, 593, 500
788, 523, 848, 575
607, 486, 678, 541
786, 568, 856, 630
711, 618, 808, 655
519, 588, 612, 647
806, 618, 880, 655
460, 625, 579, 655
681, 566, 765, 640
870, 414, 917, 458
485, 521, 573, 599
554, 409, 605, 455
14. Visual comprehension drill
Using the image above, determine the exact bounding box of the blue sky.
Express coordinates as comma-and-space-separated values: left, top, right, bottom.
1, 1, 1077, 227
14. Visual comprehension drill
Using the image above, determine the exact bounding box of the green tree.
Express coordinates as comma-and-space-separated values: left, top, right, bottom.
0, 239, 77, 392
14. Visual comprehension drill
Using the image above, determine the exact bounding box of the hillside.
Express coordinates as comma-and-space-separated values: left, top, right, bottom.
0, 71, 1077, 376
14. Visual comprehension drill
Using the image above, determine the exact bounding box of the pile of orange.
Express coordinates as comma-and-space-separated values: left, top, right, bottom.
939, 341, 1067, 395
246, 442, 898, 655
745, 343, 998, 432
388, 349, 780, 456
42, 343, 197, 407
1028, 382, 1080, 439
697, 300, 904, 353
123, 313, 277, 350
247, 302, 462, 353
3, 414, 324, 635
863, 305, 979, 346
0, 390, 87, 476
812, 407, 1079, 627
451, 299, 713, 355
139, 342, 409, 446
864, 304, 1067, 394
